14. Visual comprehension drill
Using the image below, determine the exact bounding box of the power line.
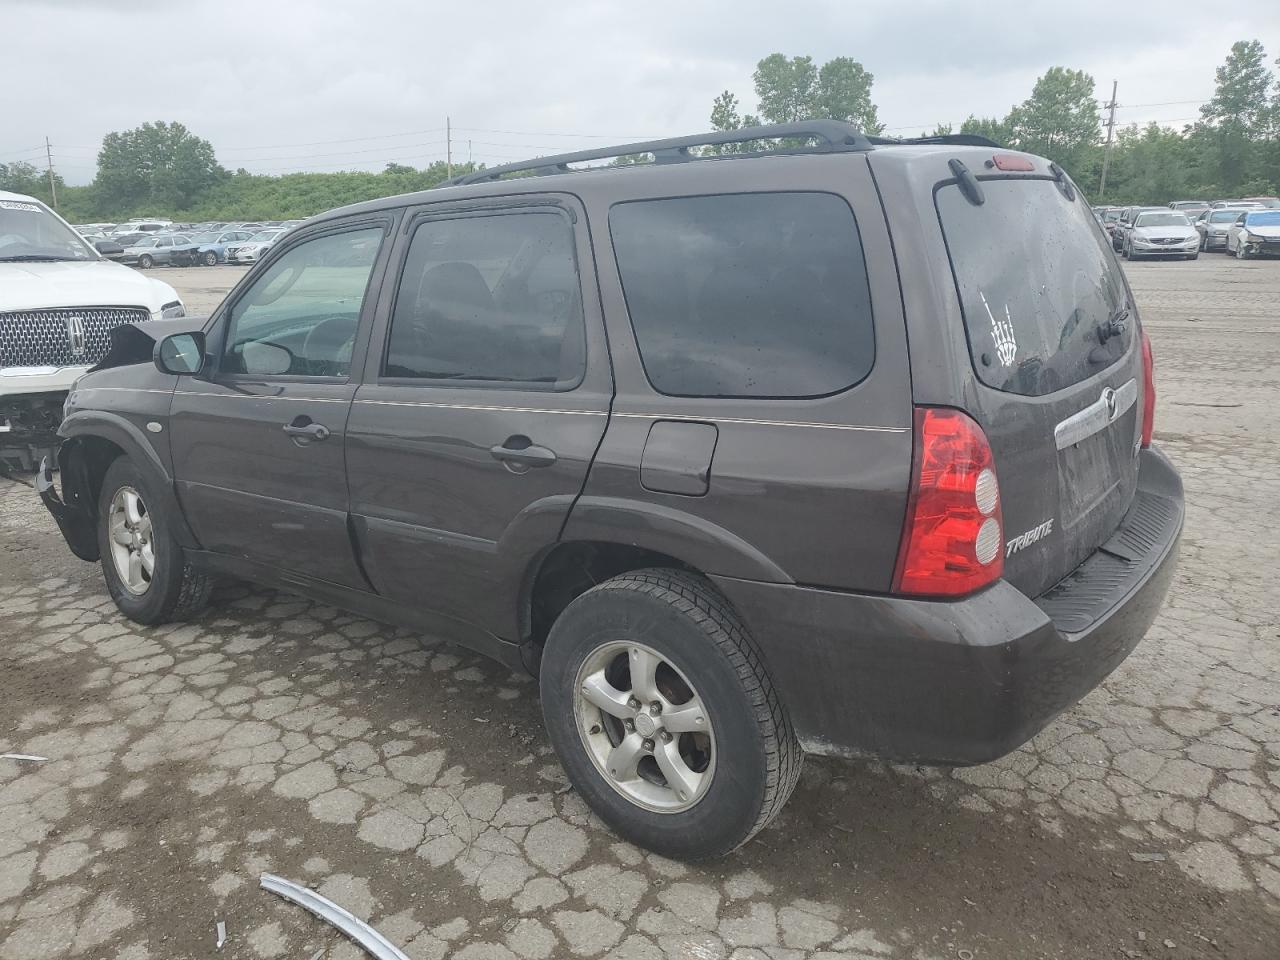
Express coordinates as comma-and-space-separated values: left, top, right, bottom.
218, 128, 443, 151
223, 139, 447, 164
453, 125, 661, 140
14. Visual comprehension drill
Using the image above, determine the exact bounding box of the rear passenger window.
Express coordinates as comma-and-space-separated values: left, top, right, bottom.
609, 192, 874, 398
384, 211, 585, 389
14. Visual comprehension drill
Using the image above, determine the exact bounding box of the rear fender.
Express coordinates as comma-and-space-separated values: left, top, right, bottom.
560, 496, 792, 584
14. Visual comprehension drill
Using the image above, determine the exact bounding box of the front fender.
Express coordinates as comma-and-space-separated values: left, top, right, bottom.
56, 411, 200, 550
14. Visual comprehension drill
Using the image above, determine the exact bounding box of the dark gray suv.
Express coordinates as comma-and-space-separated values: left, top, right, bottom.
38, 121, 1183, 860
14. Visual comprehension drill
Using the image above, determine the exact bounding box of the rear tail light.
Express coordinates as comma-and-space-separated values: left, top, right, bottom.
1140, 330, 1155, 448
893, 407, 1004, 597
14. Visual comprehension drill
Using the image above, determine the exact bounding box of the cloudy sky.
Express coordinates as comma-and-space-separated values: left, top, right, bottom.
4, 0, 1277, 184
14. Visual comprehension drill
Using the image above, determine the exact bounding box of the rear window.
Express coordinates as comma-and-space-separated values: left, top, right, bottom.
610, 192, 874, 398
937, 177, 1130, 398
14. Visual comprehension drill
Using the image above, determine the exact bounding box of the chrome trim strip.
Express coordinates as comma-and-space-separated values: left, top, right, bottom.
260, 874, 409, 960
1054, 379, 1137, 450
355, 398, 607, 416
615, 411, 907, 433
80, 387, 173, 395
179, 392, 351, 403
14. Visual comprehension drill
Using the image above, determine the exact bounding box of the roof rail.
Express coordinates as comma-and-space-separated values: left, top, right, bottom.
450, 120, 876, 186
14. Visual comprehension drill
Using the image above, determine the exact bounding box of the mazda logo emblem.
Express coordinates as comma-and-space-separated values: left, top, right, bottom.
65, 316, 87, 358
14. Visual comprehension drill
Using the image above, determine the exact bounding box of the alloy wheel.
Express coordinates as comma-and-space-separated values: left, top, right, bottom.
107, 486, 155, 595
574, 640, 715, 813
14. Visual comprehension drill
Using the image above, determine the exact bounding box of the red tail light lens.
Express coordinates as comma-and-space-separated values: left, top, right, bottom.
893, 407, 1004, 597
1140, 330, 1155, 448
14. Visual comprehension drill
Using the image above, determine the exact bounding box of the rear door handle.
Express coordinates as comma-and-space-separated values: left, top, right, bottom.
490, 437, 557, 468
283, 420, 330, 441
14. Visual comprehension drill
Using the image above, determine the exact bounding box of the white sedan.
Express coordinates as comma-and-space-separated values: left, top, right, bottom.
1225, 210, 1280, 259
226, 229, 287, 265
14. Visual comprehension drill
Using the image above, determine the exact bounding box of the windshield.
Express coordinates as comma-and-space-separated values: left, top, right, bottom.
1209, 211, 1239, 223
937, 177, 1130, 398
1245, 211, 1280, 227
191, 233, 221, 243
0, 199, 96, 262
1103, 209, 1123, 221
249, 231, 282, 242
1135, 213, 1190, 227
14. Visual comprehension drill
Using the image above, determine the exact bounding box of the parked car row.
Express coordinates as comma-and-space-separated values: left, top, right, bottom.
1093, 197, 1280, 260
71, 218, 304, 269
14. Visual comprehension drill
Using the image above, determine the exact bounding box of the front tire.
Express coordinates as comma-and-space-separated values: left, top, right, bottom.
96, 457, 212, 625
202, 250, 218, 266
137, 254, 154, 269
540, 569, 802, 860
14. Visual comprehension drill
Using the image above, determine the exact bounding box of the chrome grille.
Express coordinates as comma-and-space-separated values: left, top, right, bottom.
0, 307, 150, 368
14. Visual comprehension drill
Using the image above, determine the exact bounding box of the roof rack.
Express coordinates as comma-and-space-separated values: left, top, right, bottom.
450, 120, 877, 186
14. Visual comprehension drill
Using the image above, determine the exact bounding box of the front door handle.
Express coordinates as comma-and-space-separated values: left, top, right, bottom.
490, 436, 557, 469
283, 419, 330, 441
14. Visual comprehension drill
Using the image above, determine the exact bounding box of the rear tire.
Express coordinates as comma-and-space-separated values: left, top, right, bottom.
540, 569, 802, 860
96, 457, 212, 625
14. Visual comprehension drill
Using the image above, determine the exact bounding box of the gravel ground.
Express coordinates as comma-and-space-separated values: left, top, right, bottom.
1, 255, 1278, 959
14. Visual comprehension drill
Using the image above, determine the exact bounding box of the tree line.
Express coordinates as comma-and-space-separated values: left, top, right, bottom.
2, 39, 1277, 223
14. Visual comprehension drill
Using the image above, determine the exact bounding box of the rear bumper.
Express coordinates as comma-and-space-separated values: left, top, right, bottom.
712, 446, 1184, 765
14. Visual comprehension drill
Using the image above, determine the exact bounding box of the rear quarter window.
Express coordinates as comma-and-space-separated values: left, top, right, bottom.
609, 192, 875, 398
936, 177, 1130, 398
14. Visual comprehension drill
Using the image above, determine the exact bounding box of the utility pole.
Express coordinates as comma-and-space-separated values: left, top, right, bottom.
467, 139, 472, 168
44, 137, 58, 210
446, 116, 452, 179
1098, 80, 1118, 200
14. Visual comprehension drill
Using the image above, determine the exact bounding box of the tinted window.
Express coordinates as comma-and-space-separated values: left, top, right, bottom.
384, 211, 585, 388
222, 226, 383, 378
610, 193, 874, 398
937, 177, 1130, 398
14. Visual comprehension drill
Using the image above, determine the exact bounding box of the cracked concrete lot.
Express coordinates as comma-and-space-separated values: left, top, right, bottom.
2, 258, 1279, 959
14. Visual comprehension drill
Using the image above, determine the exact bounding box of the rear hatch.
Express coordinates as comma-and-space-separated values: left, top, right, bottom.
934, 172, 1144, 598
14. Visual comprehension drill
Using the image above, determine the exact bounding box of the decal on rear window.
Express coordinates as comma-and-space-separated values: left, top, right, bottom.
0, 201, 40, 212
979, 290, 1018, 367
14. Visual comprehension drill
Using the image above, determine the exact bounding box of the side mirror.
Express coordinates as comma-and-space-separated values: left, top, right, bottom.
241, 341, 293, 376
154, 332, 207, 376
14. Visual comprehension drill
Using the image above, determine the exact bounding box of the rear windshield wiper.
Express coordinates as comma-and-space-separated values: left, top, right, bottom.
1097, 306, 1128, 344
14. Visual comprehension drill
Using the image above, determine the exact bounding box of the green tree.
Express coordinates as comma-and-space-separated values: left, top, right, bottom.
814, 57, 882, 133
1198, 40, 1274, 190
960, 115, 1014, 146
0, 160, 63, 203
706, 90, 762, 153
1006, 67, 1100, 175
711, 52, 882, 138
753, 54, 819, 124
95, 121, 224, 214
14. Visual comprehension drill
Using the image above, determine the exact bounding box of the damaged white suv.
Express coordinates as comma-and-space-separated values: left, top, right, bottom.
1, 191, 185, 467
